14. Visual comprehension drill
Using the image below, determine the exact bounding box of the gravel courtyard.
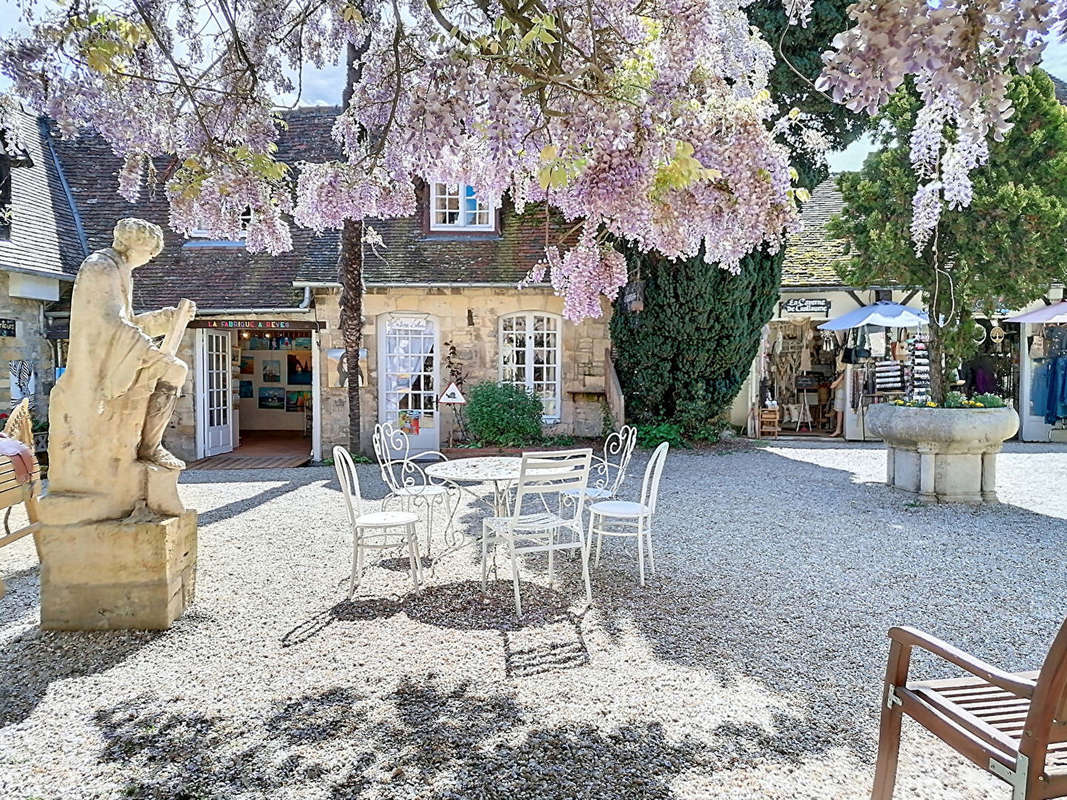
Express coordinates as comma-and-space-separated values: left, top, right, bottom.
1, 441, 1066, 799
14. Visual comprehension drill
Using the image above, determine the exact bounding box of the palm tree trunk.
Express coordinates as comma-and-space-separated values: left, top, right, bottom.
338, 35, 369, 453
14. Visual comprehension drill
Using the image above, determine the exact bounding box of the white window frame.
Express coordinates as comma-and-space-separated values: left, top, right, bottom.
499, 311, 563, 422
429, 182, 495, 232
189, 208, 252, 241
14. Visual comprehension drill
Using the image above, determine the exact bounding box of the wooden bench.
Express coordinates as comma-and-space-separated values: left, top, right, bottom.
873, 620, 1067, 799
0, 400, 41, 590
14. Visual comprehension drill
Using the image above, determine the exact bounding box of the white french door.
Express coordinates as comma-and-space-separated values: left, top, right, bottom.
378, 314, 439, 453
197, 329, 234, 458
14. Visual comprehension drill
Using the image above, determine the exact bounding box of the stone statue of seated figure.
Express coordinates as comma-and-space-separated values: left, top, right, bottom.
44, 218, 197, 523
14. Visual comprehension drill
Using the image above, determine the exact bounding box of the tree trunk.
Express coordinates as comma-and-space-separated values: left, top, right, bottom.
927, 317, 946, 405
338, 36, 369, 453
339, 218, 364, 452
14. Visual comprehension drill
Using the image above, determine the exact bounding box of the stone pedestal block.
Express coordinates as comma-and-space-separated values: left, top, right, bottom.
34, 510, 197, 630
867, 405, 1019, 504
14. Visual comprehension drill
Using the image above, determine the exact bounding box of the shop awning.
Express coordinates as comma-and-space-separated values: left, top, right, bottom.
1005, 301, 1067, 324
817, 301, 928, 331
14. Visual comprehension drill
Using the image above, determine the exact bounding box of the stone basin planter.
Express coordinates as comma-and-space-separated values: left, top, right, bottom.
867, 404, 1019, 503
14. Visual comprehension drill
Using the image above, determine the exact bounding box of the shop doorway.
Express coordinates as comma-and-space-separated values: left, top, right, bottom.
761, 319, 841, 436
378, 313, 440, 454
192, 325, 319, 468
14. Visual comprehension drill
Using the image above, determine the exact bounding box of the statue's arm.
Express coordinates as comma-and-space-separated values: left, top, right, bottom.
134, 308, 178, 338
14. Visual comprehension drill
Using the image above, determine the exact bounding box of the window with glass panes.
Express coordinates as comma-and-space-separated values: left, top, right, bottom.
430, 183, 493, 231
499, 312, 562, 420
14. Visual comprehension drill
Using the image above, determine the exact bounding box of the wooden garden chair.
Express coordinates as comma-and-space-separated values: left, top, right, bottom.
873, 620, 1067, 800
0, 400, 42, 596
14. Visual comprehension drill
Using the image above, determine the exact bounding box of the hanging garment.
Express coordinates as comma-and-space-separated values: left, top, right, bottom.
1032, 363, 1051, 418
1047, 357, 1067, 424
868, 329, 887, 359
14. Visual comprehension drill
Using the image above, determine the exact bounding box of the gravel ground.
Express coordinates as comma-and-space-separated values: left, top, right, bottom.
1, 440, 1066, 799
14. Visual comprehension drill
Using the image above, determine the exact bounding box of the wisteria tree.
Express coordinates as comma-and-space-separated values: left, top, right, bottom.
1, 0, 1064, 444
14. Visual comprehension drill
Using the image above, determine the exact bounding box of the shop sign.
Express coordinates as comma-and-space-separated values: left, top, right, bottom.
781, 298, 831, 316
200, 319, 299, 330
0, 318, 15, 337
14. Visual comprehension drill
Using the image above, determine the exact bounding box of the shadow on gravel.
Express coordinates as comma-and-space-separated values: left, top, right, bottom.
193, 479, 306, 526
0, 629, 158, 727
590, 446, 1067, 766
91, 675, 712, 800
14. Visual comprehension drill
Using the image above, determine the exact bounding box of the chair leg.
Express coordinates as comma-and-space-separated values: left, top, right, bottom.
510, 540, 522, 618
594, 515, 604, 567
350, 532, 363, 598
873, 638, 912, 800
581, 531, 593, 604
547, 538, 555, 587
406, 525, 421, 592
871, 688, 903, 800
426, 500, 434, 557
636, 518, 646, 587
480, 521, 490, 591
645, 518, 656, 576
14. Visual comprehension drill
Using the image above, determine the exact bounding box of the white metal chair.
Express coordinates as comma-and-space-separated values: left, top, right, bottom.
481, 449, 593, 617
372, 422, 457, 556
333, 445, 422, 597
561, 424, 638, 504
587, 442, 670, 587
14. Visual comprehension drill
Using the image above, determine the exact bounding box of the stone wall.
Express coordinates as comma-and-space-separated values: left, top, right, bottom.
0, 271, 55, 417
356, 286, 612, 453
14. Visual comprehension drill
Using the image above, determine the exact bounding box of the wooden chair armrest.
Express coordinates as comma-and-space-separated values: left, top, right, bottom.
889, 626, 1036, 698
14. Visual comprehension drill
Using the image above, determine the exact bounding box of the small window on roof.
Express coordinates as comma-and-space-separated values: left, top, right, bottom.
430, 183, 495, 232
189, 207, 252, 241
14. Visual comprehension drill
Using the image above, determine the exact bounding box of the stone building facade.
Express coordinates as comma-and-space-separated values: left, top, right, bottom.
40, 106, 613, 462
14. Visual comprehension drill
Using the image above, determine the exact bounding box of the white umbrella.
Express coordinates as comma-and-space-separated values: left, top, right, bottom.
1005, 301, 1067, 324
817, 301, 929, 331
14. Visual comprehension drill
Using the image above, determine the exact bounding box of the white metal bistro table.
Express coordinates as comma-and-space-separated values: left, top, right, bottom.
425, 457, 522, 518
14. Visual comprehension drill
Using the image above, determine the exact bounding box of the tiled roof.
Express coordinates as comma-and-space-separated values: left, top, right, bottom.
781, 178, 849, 288
50, 106, 342, 311
364, 187, 569, 285
0, 109, 85, 280
1050, 74, 1067, 105
46, 105, 564, 309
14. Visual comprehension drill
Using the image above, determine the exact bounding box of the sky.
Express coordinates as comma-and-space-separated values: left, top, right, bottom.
3, 5, 1067, 172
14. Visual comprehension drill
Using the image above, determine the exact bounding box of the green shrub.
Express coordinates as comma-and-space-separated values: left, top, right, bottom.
636, 423, 685, 449
971, 393, 1006, 408
543, 434, 577, 447
464, 382, 544, 447
943, 391, 967, 408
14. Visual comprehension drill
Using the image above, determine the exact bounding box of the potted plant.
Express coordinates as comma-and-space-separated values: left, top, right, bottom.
829, 72, 1067, 502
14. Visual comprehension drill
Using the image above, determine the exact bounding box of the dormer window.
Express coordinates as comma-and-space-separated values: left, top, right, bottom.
0, 129, 33, 242
430, 183, 495, 231
189, 207, 252, 241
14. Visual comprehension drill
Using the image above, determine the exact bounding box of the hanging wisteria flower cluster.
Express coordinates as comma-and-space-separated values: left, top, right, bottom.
816, 0, 1064, 251
0, 0, 807, 320
1, 0, 1064, 317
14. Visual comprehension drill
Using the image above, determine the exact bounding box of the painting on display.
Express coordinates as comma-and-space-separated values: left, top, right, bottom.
286, 390, 311, 413
287, 352, 312, 385
262, 359, 281, 383
239, 380, 253, 399
397, 409, 421, 435
258, 387, 285, 410
240, 356, 255, 375
294, 336, 312, 350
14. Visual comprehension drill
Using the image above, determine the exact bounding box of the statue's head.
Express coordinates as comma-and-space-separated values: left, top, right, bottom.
112, 218, 164, 268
